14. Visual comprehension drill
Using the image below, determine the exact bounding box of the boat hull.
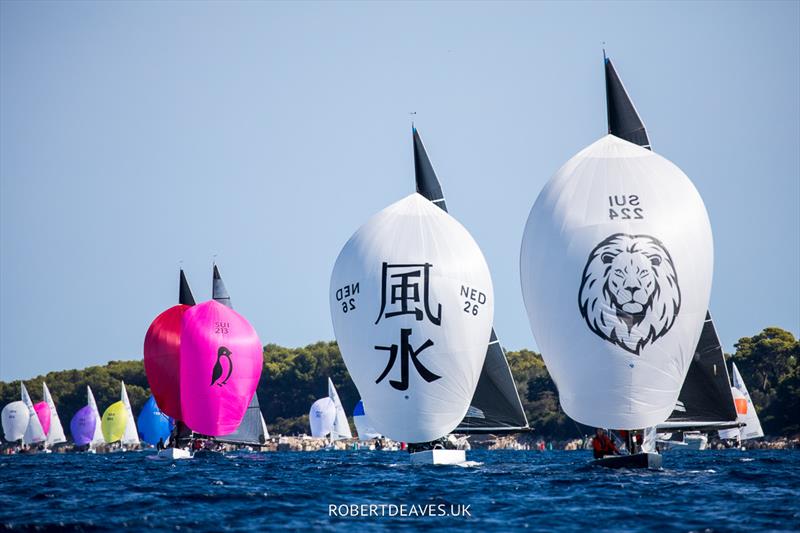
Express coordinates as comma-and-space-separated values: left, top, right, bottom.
592, 452, 662, 470
156, 448, 192, 460
409, 449, 466, 465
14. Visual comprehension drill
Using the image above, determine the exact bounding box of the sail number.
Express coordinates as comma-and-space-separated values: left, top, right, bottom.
608, 195, 644, 221
215, 321, 230, 334
335, 282, 359, 313
461, 285, 487, 316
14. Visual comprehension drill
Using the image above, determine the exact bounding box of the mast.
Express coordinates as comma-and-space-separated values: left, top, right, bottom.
413, 127, 529, 434
606, 54, 732, 434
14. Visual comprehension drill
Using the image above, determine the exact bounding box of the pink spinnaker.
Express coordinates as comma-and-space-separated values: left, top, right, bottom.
33, 401, 50, 436
144, 304, 191, 420
179, 300, 263, 436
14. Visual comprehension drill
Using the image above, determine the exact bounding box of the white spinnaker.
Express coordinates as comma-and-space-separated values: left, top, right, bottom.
719, 363, 764, 441
520, 135, 713, 429
119, 381, 140, 446
87, 386, 105, 447
21, 383, 46, 445
327, 378, 352, 440
2, 401, 30, 442
309, 397, 336, 438
330, 193, 494, 443
43, 383, 66, 445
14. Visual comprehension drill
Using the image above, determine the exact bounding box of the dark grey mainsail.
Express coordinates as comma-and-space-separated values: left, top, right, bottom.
212, 264, 232, 309
179, 269, 196, 306
412, 127, 529, 433
604, 54, 650, 149
606, 55, 736, 431
661, 313, 737, 428
218, 393, 269, 445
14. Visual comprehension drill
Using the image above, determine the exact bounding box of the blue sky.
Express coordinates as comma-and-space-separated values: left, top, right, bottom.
1, 1, 798, 381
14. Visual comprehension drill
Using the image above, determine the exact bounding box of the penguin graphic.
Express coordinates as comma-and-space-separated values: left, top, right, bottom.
210, 346, 234, 387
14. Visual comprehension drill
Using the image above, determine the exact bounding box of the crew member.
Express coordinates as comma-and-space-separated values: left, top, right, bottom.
592, 428, 619, 459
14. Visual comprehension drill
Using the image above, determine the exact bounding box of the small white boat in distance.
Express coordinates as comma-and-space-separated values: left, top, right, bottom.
410, 449, 466, 466
156, 447, 192, 460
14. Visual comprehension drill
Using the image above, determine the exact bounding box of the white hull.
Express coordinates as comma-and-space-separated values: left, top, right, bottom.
409, 449, 466, 465
659, 433, 708, 452
157, 448, 192, 460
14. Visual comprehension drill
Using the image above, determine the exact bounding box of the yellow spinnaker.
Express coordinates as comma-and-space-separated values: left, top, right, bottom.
101, 401, 128, 443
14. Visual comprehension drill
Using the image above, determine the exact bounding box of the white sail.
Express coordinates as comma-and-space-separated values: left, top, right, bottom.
520, 135, 713, 429
220, 393, 269, 445
309, 397, 336, 438
327, 378, 352, 440
353, 400, 382, 441
42, 382, 66, 446
119, 381, 140, 446
20, 383, 46, 445
719, 363, 764, 441
87, 386, 105, 447
2, 401, 30, 442
330, 193, 494, 443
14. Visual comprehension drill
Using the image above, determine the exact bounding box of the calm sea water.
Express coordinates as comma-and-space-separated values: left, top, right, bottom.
1, 449, 798, 531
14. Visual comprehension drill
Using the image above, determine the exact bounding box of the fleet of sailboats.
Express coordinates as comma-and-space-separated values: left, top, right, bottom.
0, 54, 772, 468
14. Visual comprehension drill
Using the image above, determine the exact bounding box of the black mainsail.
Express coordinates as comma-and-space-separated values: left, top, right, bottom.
212, 264, 232, 309
605, 55, 737, 431
660, 313, 738, 429
179, 268, 196, 305
413, 127, 529, 433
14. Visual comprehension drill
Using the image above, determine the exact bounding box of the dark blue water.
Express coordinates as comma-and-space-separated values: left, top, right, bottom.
1, 450, 798, 531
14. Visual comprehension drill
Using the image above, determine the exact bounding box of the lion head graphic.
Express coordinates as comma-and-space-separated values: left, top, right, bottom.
578, 233, 681, 354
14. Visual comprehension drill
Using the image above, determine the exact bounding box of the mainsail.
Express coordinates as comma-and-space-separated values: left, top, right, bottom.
42, 382, 66, 446
413, 128, 528, 434
606, 54, 734, 431
21, 383, 46, 445
660, 313, 738, 429
328, 377, 352, 440
86, 386, 105, 447
212, 264, 232, 309
219, 393, 269, 445
120, 381, 140, 446
330, 193, 494, 443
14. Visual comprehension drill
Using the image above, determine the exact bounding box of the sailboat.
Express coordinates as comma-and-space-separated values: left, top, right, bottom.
605, 55, 740, 451
330, 193, 495, 465
413, 128, 529, 435
519, 55, 714, 469
137, 396, 172, 446
213, 264, 271, 448
2, 401, 30, 444
20, 383, 46, 449
145, 269, 196, 458
718, 362, 764, 445
42, 383, 66, 448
